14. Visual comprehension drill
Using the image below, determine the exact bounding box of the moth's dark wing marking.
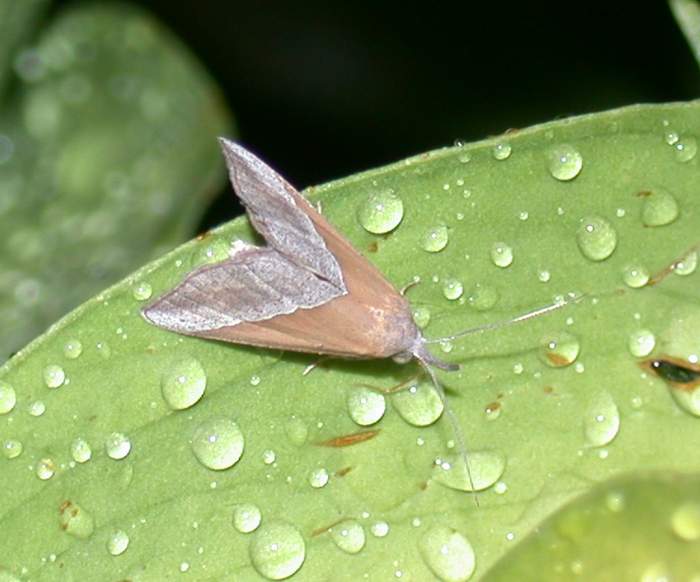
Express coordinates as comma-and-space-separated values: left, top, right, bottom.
142, 246, 343, 334
219, 138, 344, 289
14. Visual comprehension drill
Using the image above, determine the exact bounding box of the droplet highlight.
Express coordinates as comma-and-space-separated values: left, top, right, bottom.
132, 281, 153, 301
492, 142, 512, 160
442, 278, 464, 300
63, 339, 83, 360
107, 529, 130, 556
71, 437, 93, 463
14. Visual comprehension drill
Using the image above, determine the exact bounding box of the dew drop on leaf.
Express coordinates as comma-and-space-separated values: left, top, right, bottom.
107, 529, 129, 556
418, 524, 476, 582
621, 264, 650, 288
670, 502, 700, 541
232, 503, 262, 534
36, 457, 56, 480
131, 281, 153, 301
627, 329, 656, 358
347, 387, 386, 426
434, 450, 505, 492
576, 216, 617, 261
191, 417, 244, 470
0, 381, 16, 414
490, 242, 514, 268
674, 136, 698, 162
412, 306, 431, 329
392, 380, 444, 427
249, 521, 306, 580
640, 188, 679, 227
105, 432, 131, 460
442, 278, 464, 300
43, 364, 66, 389
492, 141, 512, 160
160, 357, 207, 410
63, 339, 83, 360
2, 439, 23, 459
583, 392, 620, 447
538, 332, 580, 368
330, 520, 366, 554
70, 437, 93, 463
421, 225, 449, 253
357, 189, 404, 234
546, 144, 583, 181
308, 467, 329, 489
674, 250, 698, 276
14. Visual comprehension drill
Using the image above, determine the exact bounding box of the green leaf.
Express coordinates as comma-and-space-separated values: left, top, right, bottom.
1, 101, 700, 580
0, 3, 233, 359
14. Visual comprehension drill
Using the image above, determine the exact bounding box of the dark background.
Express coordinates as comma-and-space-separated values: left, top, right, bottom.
54, 1, 700, 229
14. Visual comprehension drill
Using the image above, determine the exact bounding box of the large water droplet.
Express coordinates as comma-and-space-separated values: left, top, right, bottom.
412, 306, 431, 329
674, 136, 698, 162
490, 242, 514, 268
0, 381, 16, 414
232, 503, 262, 533
392, 380, 444, 426
433, 451, 505, 491
627, 329, 656, 358
442, 278, 464, 300
622, 264, 650, 289
308, 467, 329, 488
70, 437, 92, 463
492, 142, 512, 160
538, 332, 580, 368
161, 357, 207, 410
36, 457, 56, 480
105, 432, 132, 460
249, 521, 306, 580
63, 339, 83, 360
59, 500, 95, 539
419, 524, 476, 582
132, 281, 153, 301
670, 502, 700, 541
640, 189, 679, 227
357, 189, 404, 234
43, 364, 66, 389
546, 144, 583, 181
347, 387, 386, 426
674, 250, 698, 276
330, 520, 366, 554
584, 392, 620, 447
421, 225, 449, 253
2, 439, 23, 459
107, 529, 130, 556
191, 417, 244, 470
576, 216, 617, 261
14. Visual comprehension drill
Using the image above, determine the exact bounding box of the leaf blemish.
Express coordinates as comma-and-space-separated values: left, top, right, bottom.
317, 429, 381, 447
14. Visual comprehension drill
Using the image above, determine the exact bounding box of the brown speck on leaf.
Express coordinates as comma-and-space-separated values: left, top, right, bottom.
485, 401, 501, 414
335, 466, 353, 477
317, 430, 380, 447
543, 385, 554, 394
367, 241, 378, 253
546, 352, 571, 367
636, 190, 652, 198
311, 518, 346, 537
648, 242, 700, 286
59, 500, 72, 514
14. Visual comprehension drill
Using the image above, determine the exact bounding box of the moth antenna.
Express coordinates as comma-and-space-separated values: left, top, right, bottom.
425, 294, 584, 345
416, 357, 480, 508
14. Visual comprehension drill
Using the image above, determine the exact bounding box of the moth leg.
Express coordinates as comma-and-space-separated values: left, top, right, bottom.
354, 373, 419, 394
302, 356, 330, 376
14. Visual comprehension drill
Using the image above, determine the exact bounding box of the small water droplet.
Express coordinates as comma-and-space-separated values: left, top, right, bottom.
232, 503, 262, 533
670, 502, 700, 541
494, 481, 508, 495
107, 529, 130, 556
70, 437, 92, 463
674, 250, 698, 276
196, 238, 229, 265
96, 341, 111, 359
467, 283, 499, 311
434, 450, 505, 491
484, 401, 501, 421
59, 500, 95, 539
63, 339, 83, 359
330, 520, 366, 554
605, 491, 625, 512
442, 278, 464, 300
492, 142, 512, 160
28, 400, 46, 416
674, 136, 698, 162
546, 144, 583, 181
627, 329, 656, 358
664, 131, 680, 145
132, 281, 153, 301
584, 392, 620, 447
518, 210, 529, 221
421, 225, 449, 253
347, 387, 386, 426
370, 521, 390, 538
490, 242, 514, 268
622, 264, 650, 288
412, 306, 431, 329
538, 332, 580, 367
640, 188, 679, 227
191, 417, 244, 470
249, 521, 306, 580
161, 357, 207, 410
0, 381, 16, 414
36, 457, 56, 480
392, 380, 444, 427
262, 449, 276, 465
2, 439, 23, 459
308, 467, 329, 488
43, 364, 66, 389
250, 375, 261, 386
418, 524, 476, 582
538, 269, 551, 283
105, 432, 132, 460
576, 216, 617, 261
358, 189, 404, 234
439, 340, 454, 354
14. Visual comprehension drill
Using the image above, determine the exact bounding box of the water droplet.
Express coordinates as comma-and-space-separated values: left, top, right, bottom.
132, 281, 153, 301
538, 332, 580, 367
330, 520, 366, 554
262, 449, 276, 465
107, 529, 130, 556
622, 264, 650, 288
467, 283, 499, 311
357, 190, 404, 234
639, 562, 671, 582
640, 189, 679, 227
538, 269, 551, 283
232, 503, 262, 533
421, 225, 449, 253
28, 400, 46, 416
494, 481, 508, 495
664, 131, 680, 145
36, 457, 56, 480
161, 357, 207, 410
484, 402, 502, 420
43, 364, 66, 389
392, 380, 444, 427
2, 439, 23, 459
674, 136, 698, 162
518, 210, 529, 221
370, 521, 390, 537
627, 329, 656, 358
191, 417, 244, 470
196, 238, 229, 265
670, 502, 700, 541
96, 341, 111, 359
63, 339, 83, 359
249, 521, 306, 580
442, 278, 464, 300
492, 142, 512, 160
0, 381, 16, 414
584, 393, 620, 447
70, 437, 92, 463
490, 242, 514, 268
418, 524, 476, 582
250, 375, 261, 386
347, 387, 386, 426
105, 432, 132, 460
674, 250, 698, 276
309, 467, 329, 488
59, 500, 95, 539
605, 491, 625, 512
546, 144, 583, 181
412, 306, 431, 329
434, 450, 505, 491
576, 216, 617, 261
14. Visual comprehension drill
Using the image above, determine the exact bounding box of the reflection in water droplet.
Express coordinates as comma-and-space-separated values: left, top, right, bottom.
538, 332, 580, 367
576, 216, 617, 261
490, 242, 514, 268
413, 306, 431, 329
546, 144, 583, 181
670, 502, 700, 541
43, 364, 66, 389
132, 281, 153, 301
347, 387, 386, 426
309, 467, 329, 488
107, 529, 130, 556
249, 521, 306, 580
191, 417, 244, 470
584, 393, 620, 447
71, 437, 92, 463
627, 329, 656, 358
60, 500, 95, 539
105, 432, 132, 460
640, 189, 679, 227
419, 524, 476, 582
442, 278, 464, 300
232, 503, 262, 533
622, 265, 650, 288
357, 189, 404, 234
433, 450, 505, 491
674, 136, 698, 162
0, 381, 16, 414
492, 142, 512, 160
370, 521, 390, 538
2, 439, 23, 459
36, 457, 56, 480
330, 520, 366, 554
467, 283, 499, 311
161, 357, 207, 410
392, 380, 444, 427
63, 339, 83, 359
421, 225, 449, 253
674, 251, 698, 276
